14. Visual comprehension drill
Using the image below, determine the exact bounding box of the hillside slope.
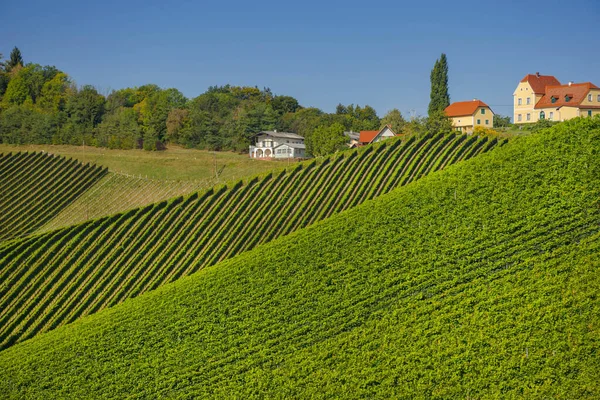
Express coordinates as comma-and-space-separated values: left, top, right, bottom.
1, 118, 599, 398
0, 152, 107, 242
37, 172, 209, 233
0, 132, 497, 349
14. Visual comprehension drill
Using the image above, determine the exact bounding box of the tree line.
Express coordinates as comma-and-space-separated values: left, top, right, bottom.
0, 47, 452, 155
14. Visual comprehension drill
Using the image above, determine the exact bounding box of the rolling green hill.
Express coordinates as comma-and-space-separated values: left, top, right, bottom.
0, 132, 499, 350
1, 118, 598, 398
0, 152, 107, 242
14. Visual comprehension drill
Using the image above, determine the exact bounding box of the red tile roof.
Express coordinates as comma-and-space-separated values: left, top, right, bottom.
535, 82, 599, 109
358, 130, 379, 144
358, 125, 398, 144
520, 74, 561, 94
445, 100, 491, 117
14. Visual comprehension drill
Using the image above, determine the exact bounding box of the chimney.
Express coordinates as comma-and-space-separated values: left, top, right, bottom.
568, 81, 573, 86
536, 72, 540, 77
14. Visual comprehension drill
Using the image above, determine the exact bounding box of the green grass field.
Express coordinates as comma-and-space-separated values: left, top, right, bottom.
0, 144, 280, 181
1, 118, 598, 398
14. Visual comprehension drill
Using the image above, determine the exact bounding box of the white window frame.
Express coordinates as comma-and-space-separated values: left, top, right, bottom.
526, 97, 531, 105
549, 111, 554, 120
517, 114, 522, 122
526, 113, 531, 121
518, 98, 522, 105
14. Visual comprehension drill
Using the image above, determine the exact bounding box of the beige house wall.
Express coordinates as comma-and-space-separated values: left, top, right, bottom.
538, 106, 580, 122
450, 106, 494, 132
450, 115, 474, 130
579, 89, 600, 107
473, 107, 494, 128
513, 81, 538, 123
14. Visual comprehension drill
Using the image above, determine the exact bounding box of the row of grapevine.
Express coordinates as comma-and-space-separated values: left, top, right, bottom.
0, 133, 505, 349
2, 117, 599, 398
0, 152, 107, 242
38, 171, 211, 233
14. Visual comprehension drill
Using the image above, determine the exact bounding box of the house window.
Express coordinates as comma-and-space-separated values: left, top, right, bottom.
526, 113, 531, 121
589, 94, 593, 102
518, 114, 522, 122
526, 97, 531, 105
539, 111, 545, 120
597, 95, 600, 102
589, 110, 593, 117
565, 95, 571, 102
551, 96, 557, 104
477, 119, 481, 124
481, 108, 485, 115
485, 120, 489, 125
549, 111, 554, 120
518, 98, 522, 105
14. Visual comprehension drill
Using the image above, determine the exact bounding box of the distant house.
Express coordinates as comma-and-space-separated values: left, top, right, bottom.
445, 100, 494, 133
344, 131, 361, 148
514, 73, 600, 123
358, 125, 398, 146
249, 130, 307, 159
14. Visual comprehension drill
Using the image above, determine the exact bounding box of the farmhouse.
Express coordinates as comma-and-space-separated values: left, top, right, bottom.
358, 125, 398, 146
513, 73, 600, 123
445, 100, 494, 133
249, 130, 307, 159
344, 131, 361, 148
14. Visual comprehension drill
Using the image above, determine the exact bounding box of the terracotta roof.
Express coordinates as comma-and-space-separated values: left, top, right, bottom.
445, 100, 491, 117
520, 74, 561, 94
535, 82, 599, 109
358, 125, 398, 144
358, 130, 379, 144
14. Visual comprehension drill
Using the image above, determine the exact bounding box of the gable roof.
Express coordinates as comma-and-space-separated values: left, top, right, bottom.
358, 130, 379, 144
445, 100, 491, 117
520, 74, 561, 94
257, 131, 304, 140
535, 82, 600, 109
358, 125, 398, 144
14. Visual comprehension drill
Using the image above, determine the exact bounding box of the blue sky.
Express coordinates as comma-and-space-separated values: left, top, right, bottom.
2, 0, 599, 119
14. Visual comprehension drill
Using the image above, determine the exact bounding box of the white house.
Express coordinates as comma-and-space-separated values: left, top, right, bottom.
249, 131, 307, 159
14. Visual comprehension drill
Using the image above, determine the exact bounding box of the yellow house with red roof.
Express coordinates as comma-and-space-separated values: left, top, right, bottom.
444, 100, 494, 133
514, 73, 600, 123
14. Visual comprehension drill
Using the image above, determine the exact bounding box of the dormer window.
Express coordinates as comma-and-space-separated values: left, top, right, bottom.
565, 95, 572, 102
551, 96, 557, 104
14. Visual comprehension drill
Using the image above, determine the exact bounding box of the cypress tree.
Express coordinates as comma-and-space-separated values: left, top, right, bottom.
428, 53, 450, 117
7, 47, 23, 72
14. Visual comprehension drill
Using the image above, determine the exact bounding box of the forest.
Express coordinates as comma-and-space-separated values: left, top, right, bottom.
0, 47, 422, 155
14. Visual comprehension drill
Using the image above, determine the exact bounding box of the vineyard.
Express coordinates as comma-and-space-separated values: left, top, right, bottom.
0, 132, 501, 350
38, 172, 210, 232
0, 118, 598, 398
0, 152, 107, 242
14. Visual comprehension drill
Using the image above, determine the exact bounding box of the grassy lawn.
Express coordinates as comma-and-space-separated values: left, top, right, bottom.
0, 144, 281, 182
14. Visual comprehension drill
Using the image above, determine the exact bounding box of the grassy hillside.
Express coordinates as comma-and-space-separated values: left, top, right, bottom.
1, 118, 598, 398
37, 172, 210, 232
0, 152, 107, 241
0, 144, 281, 231
0, 143, 280, 181
0, 132, 498, 350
